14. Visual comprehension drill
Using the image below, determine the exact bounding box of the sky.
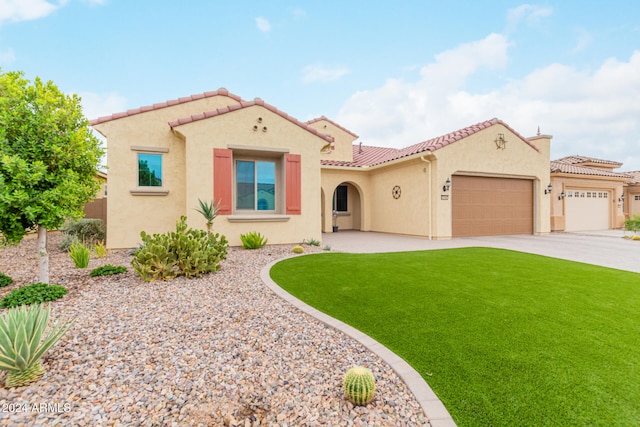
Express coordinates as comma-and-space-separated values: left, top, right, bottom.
1, 0, 639, 171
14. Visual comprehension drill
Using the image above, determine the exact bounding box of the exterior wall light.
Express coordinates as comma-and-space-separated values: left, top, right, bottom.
619, 193, 625, 202
558, 191, 565, 200
443, 177, 451, 192
544, 183, 552, 195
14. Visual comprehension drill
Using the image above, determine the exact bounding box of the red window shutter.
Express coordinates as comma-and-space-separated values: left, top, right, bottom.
286, 154, 301, 215
213, 148, 232, 215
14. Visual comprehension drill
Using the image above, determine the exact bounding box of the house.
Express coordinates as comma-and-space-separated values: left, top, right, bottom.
549, 156, 631, 231
91, 88, 555, 248
623, 171, 640, 220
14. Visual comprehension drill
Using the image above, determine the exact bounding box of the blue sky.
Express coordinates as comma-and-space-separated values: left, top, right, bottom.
1, 0, 639, 170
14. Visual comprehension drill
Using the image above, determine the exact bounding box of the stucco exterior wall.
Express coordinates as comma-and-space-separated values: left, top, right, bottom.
94, 95, 245, 248
173, 105, 325, 247
320, 168, 371, 233
308, 119, 355, 163
625, 186, 640, 219
433, 126, 551, 238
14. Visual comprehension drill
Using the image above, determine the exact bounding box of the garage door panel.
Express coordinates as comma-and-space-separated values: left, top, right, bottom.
452, 176, 533, 237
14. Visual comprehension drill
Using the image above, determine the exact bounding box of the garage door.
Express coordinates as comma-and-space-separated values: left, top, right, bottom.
452, 175, 533, 237
564, 190, 610, 231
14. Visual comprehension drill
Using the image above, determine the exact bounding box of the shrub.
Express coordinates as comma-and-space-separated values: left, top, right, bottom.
0, 283, 68, 309
59, 218, 105, 251
343, 366, 376, 406
90, 265, 127, 277
0, 272, 13, 287
94, 241, 109, 258
0, 303, 74, 387
302, 238, 320, 246
624, 215, 640, 234
131, 216, 228, 282
240, 231, 268, 249
68, 241, 90, 268
291, 245, 304, 254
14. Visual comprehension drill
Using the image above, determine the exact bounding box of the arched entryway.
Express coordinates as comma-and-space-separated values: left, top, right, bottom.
324, 182, 362, 232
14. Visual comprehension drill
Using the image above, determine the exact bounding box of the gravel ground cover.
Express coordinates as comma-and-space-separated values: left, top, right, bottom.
0, 233, 429, 426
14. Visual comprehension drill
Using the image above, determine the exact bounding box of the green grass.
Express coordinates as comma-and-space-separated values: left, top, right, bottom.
270, 248, 640, 427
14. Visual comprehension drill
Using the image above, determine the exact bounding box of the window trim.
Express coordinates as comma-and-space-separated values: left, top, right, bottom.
233, 156, 281, 214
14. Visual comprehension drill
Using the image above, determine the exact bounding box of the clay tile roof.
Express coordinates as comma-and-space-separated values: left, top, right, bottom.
89, 88, 242, 126
624, 170, 640, 184
168, 99, 334, 143
554, 155, 623, 168
550, 160, 633, 178
321, 118, 537, 168
306, 116, 359, 138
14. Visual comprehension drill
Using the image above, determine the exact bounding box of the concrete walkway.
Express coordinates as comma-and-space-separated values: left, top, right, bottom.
322, 230, 640, 273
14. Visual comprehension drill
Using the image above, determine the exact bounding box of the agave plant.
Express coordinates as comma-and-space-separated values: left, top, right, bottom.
194, 199, 221, 234
0, 304, 74, 387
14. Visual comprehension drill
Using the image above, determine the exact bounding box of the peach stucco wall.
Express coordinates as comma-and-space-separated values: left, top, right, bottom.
307, 118, 356, 163
94, 96, 324, 248
321, 124, 551, 240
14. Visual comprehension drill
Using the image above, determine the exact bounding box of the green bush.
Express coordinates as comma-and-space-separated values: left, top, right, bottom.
59, 218, 105, 251
90, 265, 127, 277
68, 241, 90, 268
94, 241, 109, 258
624, 214, 640, 233
131, 216, 229, 282
240, 231, 268, 249
0, 283, 68, 308
0, 272, 13, 287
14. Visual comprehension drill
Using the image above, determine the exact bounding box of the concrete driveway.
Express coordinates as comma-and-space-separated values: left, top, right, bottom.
321, 230, 640, 274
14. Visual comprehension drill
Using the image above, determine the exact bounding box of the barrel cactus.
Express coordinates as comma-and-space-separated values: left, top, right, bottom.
291, 245, 304, 254
343, 365, 376, 405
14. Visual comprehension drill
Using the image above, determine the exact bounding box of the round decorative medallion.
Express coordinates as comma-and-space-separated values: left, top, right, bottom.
392, 185, 401, 199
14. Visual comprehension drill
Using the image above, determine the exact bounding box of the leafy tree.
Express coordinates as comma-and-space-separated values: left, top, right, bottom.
0, 70, 104, 283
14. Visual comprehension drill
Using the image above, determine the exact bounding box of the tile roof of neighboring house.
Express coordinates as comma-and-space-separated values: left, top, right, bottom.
625, 171, 640, 184
554, 155, 623, 168
90, 88, 242, 126
321, 118, 538, 168
306, 116, 359, 138
550, 160, 633, 178
168, 98, 334, 143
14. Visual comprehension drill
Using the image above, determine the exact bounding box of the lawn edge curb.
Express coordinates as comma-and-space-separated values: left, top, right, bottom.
261, 257, 457, 427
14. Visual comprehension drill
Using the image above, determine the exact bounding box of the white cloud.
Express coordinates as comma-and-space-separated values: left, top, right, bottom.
0, 0, 68, 25
506, 4, 553, 33
255, 17, 271, 33
0, 48, 15, 65
572, 27, 592, 54
336, 34, 640, 171
302, 64, 350, 83
78, 91, 127, 121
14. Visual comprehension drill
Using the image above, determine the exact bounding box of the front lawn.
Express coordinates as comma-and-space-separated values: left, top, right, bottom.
270, 248, 640, 427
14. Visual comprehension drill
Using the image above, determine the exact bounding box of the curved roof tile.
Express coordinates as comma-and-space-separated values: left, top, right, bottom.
550, 161, 632, 178
306, 116, 359, 138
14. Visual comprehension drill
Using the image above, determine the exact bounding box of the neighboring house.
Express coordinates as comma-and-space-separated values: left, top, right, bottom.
83, 170, 108, 227
622, 170, 640, 220
549, 156, 631, 232
99, 88, 640, 248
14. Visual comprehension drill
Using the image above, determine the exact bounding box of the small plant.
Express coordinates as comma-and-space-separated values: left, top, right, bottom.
0, 272, 13, 287
194, 199, 221, 234
240, 231, 268, 249
624, 215, 640, 234
94, 241, 109, 258
344, 366, 376, 406
632, 235, 640, 241
302, 238, 321, 246
291, 245, 304, 254
0, 303, 74, 387
0, 283, 68, 309
323, 245, 331, 251
90, 265, 127, 277
68, 241, 90, 268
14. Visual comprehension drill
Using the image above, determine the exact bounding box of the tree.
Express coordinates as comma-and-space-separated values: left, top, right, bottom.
0, 70, 104, 283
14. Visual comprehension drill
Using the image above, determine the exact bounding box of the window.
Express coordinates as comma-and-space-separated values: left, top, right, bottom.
333, 185, 348, 212
236, 160, 276, 211
138, 153, 162, 187
635, 195, 640, 201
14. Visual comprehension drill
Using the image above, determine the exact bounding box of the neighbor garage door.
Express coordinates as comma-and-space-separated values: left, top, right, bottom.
564, 189, 610, 231
452, 175, 533, 237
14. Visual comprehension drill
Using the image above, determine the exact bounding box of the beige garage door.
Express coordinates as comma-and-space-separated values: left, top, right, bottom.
565, 189, 610, 231
452, 175, 533, 237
